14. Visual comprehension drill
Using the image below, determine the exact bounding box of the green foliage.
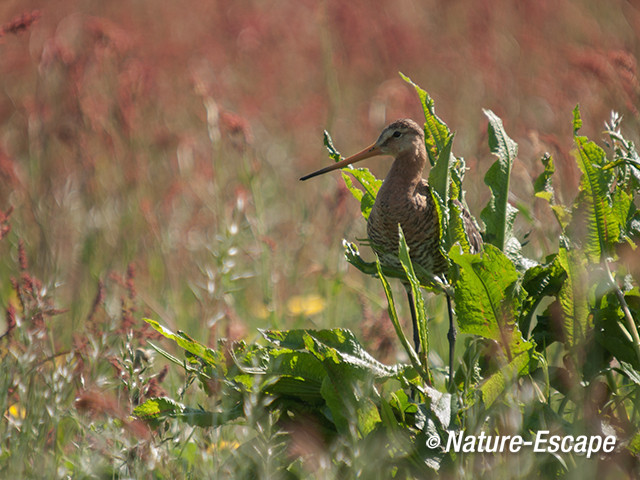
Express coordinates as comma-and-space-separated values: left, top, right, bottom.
280, 87, 640, 476
139, 319, 452, 476
571, 124, 620, 262
480, 109, 519, 254
449, 245, 533, 362
533, 154, 571, 230
124, 92, 640, 478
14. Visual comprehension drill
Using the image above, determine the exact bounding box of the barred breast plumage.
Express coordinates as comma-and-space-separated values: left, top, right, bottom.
367, 178, 447, 275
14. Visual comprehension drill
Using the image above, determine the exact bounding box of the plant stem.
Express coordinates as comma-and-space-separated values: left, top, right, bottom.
376, 260, 431, 385
604, 261, 640, 364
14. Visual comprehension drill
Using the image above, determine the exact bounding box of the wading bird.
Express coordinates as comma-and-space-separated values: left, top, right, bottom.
300, 119, 482, 387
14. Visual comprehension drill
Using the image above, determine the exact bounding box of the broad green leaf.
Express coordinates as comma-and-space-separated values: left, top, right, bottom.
556, 247, 590, 348
342, 173, 364, 205
261, 328, 402, 379
448, 196, 472, 254
429, 388, 453, 432
531, 302, 564, 349
319, 375, 350, 433
263, 375, 324, 405
597, 315, 640, 371
480, 109, 519, 252
398, 226, 429, 365
519, 254, 567, 338
343, 240, 379, 277
341, 168, 382, 220
144, 318, 219, 366
301, 335, 382, 436
400, 72, 452, 167
134, 397, 241, 428
572, 104, 582, 133
593, 291, 640, 370
612, 188, 635, 248
533, 153, 571, 229
260, 328, 308, 349
570, 126, 620, 262
480, 350, 535, 408
319, 375, 381, 437
265, 349, 326, 383
449, 244, 533, 362
629, 432, 640, 456
426, 188, 450, 272
323, 130, 382, 220
533, 153, 556, 203
428, 135, 454, 211
615, 361, 640, 385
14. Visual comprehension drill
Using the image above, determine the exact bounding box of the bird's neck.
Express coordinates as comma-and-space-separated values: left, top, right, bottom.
384, 146, 427, 194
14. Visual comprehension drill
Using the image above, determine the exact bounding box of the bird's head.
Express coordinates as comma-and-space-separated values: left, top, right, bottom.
373, 119, 424, 157
300, 118, 425, 181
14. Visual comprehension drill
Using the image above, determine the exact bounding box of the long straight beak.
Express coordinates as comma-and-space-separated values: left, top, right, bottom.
300, 143, 382, 181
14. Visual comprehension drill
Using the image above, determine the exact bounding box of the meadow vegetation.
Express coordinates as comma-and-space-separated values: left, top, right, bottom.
1, 2, 640, 478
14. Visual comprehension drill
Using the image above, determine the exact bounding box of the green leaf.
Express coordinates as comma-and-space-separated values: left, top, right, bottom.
398, 226, 429, 365
319, 375, 381, 436
480, 109, 519, 252
519, 255, 567, 338
533, 153, 570, 232
323, 130, 341, 161
593, 291, 640, 370
449, 244, 533, 363
612, 188, 635, 248
399, 72, 452, 167
428, 135, 454, 208
376, 258, 431, 384
425, 189, 450, 273
570, 132, 620, 262
480, 351, 535, 408
322, 130, 382, 221
556, 247, 590, 348
134, 397, 240, 428
343, 240, 378, 277
341, 168, 382, 220
572, 104, 582, 133
266, 349, 326, 382
144, 318, 219, 367
300, 333, 382, 436
344, 240, 445, 293
615, 361, 640, 385
629, 432, 640, 456
261, 328, 402, 380
448, 195, 472, 254
533, 153, 556, 203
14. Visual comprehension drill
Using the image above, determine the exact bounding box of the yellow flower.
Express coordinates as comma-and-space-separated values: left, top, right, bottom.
6, 404, 26, 420
286, 294, 326, 316
207, 440, 241, 453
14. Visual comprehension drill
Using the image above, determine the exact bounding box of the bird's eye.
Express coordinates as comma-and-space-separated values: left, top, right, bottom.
392, 131, 402, 138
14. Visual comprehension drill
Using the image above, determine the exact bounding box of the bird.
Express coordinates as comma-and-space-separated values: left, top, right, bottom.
300, 118, 482, 388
